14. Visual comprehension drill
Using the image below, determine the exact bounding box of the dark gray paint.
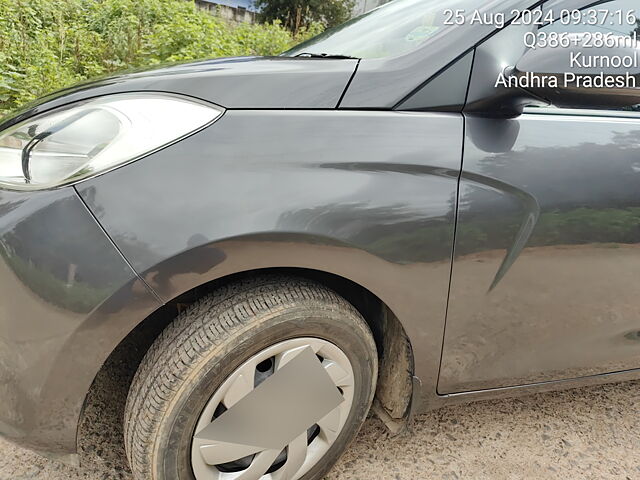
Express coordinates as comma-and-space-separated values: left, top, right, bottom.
439, 1, 640, 392
343, 0, 619, 110
464, 19, 549, 117
439, 111, 640, 393
396, 51, 474, 112
76, 109, 463, 413
514, 41, 640, 110
0, 57, 357, 131
339, 0, 544, 109
1, 0, 638, 462
0, 188, 160, 454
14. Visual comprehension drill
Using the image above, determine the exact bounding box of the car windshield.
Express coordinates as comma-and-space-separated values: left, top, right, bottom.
283, 0, 478, 59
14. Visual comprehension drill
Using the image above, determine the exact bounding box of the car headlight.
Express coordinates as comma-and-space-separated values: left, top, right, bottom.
0, 93, 223, 190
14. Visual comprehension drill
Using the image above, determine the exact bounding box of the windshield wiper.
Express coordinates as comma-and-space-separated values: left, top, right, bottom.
294, 52, 359, 59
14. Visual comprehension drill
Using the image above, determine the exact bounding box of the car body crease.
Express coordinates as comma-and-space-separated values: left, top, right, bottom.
72, 185, 165, 305
435, 113, 466, 395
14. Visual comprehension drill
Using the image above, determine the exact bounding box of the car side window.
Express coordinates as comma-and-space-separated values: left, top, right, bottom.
538, 0, 639, 112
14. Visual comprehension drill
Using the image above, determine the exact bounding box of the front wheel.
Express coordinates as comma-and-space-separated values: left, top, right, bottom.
124, 275, 378, 480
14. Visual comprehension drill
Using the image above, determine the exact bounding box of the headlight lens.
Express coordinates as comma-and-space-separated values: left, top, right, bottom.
0, 93, 223, 190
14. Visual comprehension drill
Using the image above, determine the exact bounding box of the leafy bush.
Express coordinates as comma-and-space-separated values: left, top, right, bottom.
0, 0, 322, 118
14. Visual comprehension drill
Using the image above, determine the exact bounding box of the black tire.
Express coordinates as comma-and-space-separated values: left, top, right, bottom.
124, 274, 378, 480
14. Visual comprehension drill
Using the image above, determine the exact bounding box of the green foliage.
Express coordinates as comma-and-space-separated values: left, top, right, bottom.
254, 0, 354, 34
364, 206, 640, 264
0, 0, 322, 118
454, 207, 640, 258
0, 249, 113, 313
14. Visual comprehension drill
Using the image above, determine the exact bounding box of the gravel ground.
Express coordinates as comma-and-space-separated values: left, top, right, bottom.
1, 378, 639, 480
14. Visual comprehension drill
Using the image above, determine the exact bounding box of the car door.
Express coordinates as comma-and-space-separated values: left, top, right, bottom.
439, 0, 640, 393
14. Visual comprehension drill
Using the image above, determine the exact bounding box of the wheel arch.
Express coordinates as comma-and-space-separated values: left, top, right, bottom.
80, 258, 417, 456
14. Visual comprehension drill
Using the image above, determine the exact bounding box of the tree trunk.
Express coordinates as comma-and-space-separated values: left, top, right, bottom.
294, 6, 302, 36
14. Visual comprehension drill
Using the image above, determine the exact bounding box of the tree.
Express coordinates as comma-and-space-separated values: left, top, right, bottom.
254, 0, 354, 35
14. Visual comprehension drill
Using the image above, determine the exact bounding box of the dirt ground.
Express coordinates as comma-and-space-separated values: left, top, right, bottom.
1, 378, 639, 480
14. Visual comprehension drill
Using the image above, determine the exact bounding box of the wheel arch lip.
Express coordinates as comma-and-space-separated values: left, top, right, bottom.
138, 232, 403, 301
0, 225, 419, 460
118, 231, 420, 363
134, 233, 423, 360
74, 233, 424, 456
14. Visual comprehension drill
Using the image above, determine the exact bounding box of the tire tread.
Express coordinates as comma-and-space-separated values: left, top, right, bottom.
124, 275, 373, 480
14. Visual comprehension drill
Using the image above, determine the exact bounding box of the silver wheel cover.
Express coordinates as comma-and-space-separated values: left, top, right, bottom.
191, 338, 355, 480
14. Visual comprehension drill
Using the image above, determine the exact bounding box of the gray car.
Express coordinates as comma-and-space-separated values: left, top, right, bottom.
1, 0, 639, 479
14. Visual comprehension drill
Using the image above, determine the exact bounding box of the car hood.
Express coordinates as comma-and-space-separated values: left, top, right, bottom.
1, 56, 359, 129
